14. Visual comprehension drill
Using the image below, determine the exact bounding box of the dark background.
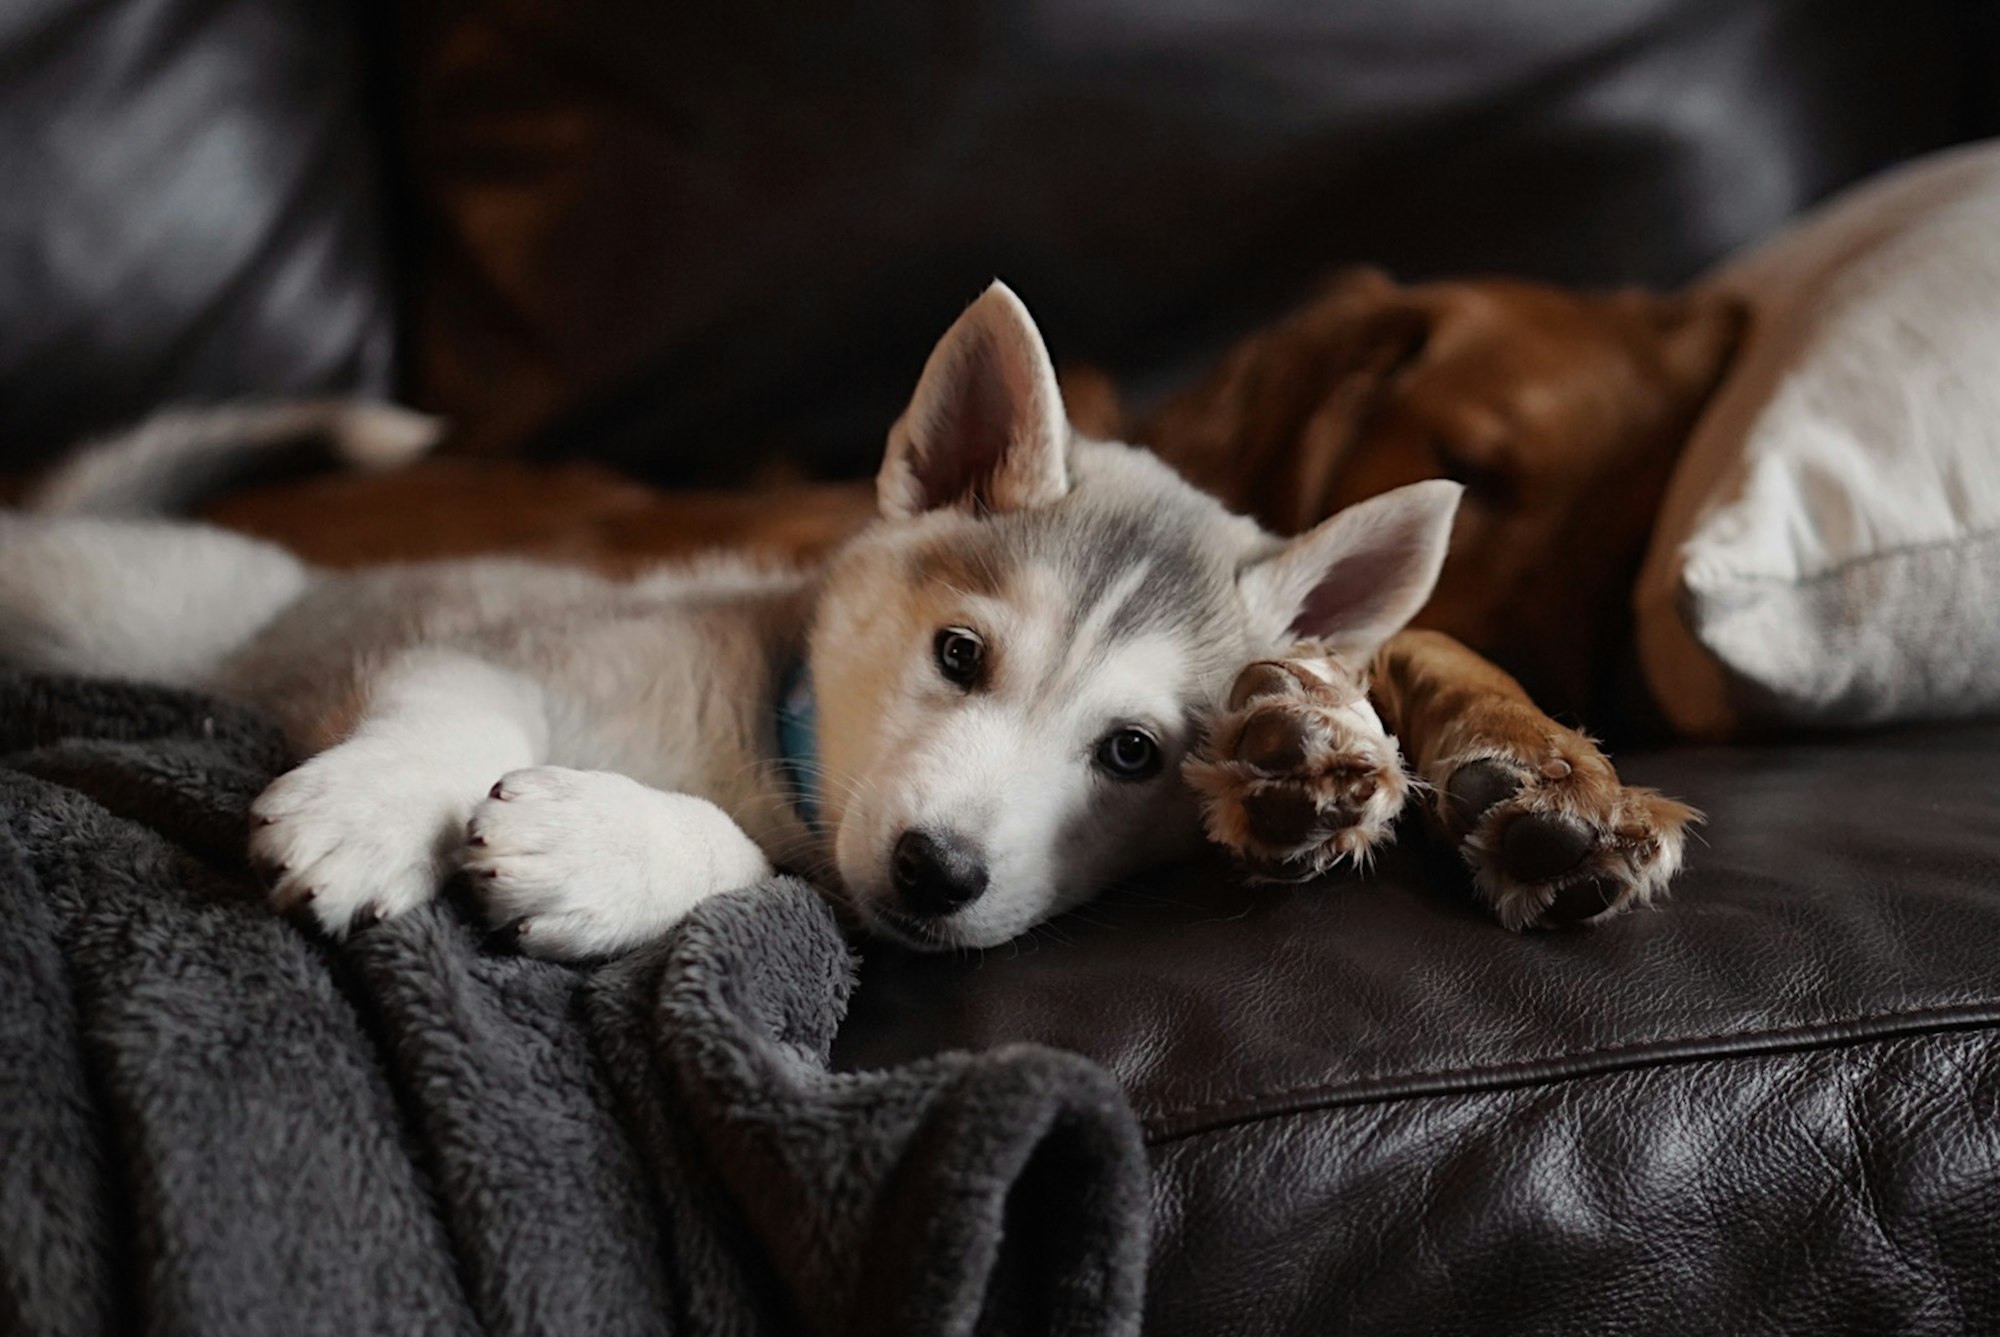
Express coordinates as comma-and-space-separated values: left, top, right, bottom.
3, 0, 1996, 482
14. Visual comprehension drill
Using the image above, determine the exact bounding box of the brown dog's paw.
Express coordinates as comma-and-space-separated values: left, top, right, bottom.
1185, 649, 1409, 881
1437, 736, 1699, 930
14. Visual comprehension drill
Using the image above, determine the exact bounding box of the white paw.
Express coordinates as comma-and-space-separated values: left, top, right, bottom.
250, 742, 477, 936
463, 767, 774, 961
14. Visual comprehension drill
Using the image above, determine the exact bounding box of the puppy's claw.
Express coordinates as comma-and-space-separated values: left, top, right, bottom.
484, 918, 530, 951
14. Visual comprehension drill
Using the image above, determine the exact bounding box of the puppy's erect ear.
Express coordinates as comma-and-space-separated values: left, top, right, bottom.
1240, 479, 1463, 659
879, 282, 1072, 518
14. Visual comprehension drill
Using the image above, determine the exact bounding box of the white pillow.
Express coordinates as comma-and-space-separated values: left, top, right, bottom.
1635, 140, 2000, 737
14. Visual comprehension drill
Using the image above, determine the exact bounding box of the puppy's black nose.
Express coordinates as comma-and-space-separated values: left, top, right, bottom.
892, 829, 988, 918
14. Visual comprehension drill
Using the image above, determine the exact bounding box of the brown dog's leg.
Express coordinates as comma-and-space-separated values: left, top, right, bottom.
1184, 644, 1410, 881
1371, 629, 1699, 928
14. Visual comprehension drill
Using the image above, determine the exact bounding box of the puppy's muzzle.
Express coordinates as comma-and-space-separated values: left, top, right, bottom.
892, 828, 989, 918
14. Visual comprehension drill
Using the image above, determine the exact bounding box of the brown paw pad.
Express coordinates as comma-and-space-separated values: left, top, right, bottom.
1543, 877, 1625, 926
1445, 760, 1525, 838
1499, 812, 1594, 884
1241, 787, 1322, 848
1227, 661, 1309, 711
1236, 708, 1311, 773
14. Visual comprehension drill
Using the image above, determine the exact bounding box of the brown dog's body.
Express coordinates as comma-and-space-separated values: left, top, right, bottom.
203, 270, 1743, 927
1143, 269, 1743, 717
1124, 270, 1743, 924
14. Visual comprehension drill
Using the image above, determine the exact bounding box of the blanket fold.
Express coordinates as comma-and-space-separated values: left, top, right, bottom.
0, 672, 1149, 1336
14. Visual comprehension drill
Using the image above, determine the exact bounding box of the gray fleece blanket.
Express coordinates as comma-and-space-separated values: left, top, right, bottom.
0, 672, 1149, 1335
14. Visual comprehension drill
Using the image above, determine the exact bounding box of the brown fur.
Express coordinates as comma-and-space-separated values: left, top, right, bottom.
1141, 271, 1738, 925
205, 458, 876, 574
1140, 268, 1744, 714
1152, 274, 1744, 920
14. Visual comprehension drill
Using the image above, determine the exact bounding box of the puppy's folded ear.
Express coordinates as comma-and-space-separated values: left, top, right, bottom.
879, 282, 1071, 518
1240, 479, 1463, 660
1652, 288, 1749, 404
1613, 287, 1749, 407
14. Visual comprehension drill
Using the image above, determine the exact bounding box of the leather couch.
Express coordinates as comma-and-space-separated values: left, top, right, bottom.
840, 725, 2000, 1330
5, 0, 1997, 1329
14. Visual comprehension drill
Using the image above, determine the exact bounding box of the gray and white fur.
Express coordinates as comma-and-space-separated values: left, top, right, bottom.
0, 284, 1460, 956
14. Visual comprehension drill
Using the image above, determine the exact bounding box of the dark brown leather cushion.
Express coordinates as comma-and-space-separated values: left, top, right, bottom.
0, 0, 398, 471
403, 0, 1996, 482
835, 722, 2000, 1331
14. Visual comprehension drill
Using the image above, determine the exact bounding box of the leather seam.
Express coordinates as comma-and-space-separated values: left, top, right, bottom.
1140, 1003, 2000, 1146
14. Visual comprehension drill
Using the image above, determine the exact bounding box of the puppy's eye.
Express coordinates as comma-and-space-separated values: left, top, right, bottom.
933, 627, 984, 686
1095, 728, 1162, 781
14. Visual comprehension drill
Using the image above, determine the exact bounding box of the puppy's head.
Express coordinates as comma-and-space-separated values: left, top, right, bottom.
810, 283, 1459, 948
1146, 268, 1746, 713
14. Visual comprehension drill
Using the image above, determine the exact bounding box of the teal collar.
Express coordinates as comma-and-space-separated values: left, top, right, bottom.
776, 660, 821, 833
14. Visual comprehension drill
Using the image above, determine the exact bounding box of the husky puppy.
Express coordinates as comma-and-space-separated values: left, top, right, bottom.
0, 285, 1459, 957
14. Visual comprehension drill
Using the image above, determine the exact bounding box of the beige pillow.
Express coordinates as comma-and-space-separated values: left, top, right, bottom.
1635, 140, 2000, 737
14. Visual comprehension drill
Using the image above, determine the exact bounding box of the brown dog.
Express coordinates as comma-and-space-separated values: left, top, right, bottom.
1142, 268, 1742, 926
205, 269, 1743, 928
1142, 268, 1744, 715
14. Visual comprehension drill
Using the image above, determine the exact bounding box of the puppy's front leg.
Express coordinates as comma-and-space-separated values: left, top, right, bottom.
1372, 629, 1699, 929
252, 650, 548, 935
464, 768, 773, 961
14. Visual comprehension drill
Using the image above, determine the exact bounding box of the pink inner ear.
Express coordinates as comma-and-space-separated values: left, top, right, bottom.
914, 334, 1018, 512
1293, 536, 1428, 640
